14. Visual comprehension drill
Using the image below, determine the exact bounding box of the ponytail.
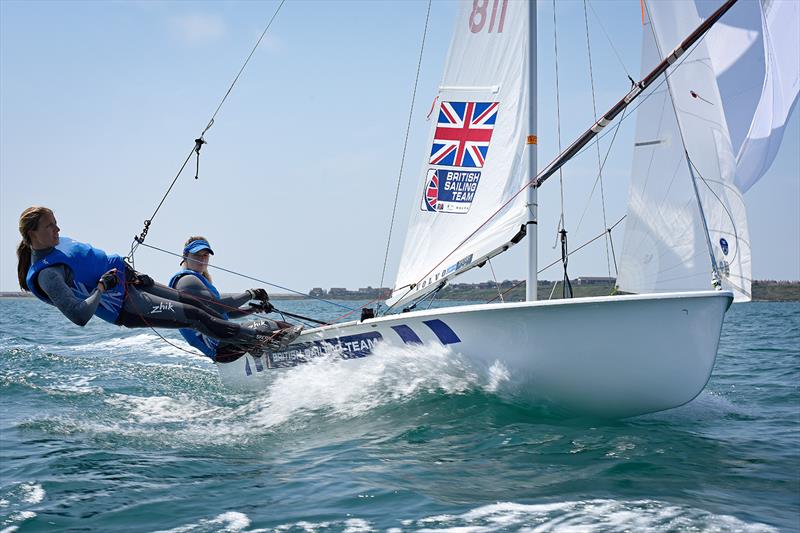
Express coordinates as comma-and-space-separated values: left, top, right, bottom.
16, 240, 32, 291
17, 206, 54, 291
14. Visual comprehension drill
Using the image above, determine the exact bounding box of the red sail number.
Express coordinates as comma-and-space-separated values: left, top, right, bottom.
469, 0, 508, 34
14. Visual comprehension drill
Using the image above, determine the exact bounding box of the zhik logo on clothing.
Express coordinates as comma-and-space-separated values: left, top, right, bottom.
151, 301, 175, 314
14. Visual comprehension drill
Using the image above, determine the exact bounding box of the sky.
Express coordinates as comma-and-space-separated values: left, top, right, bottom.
1, 0, 798, 296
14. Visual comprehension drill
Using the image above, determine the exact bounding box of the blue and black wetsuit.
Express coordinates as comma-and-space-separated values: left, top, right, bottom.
168, 269, 287, 362
26, 237, 278, 352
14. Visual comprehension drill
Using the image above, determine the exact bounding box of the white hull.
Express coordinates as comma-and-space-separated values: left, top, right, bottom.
217, 291, 733, 418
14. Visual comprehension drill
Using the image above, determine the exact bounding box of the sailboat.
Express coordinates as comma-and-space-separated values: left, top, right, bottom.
216, 0, 798, 418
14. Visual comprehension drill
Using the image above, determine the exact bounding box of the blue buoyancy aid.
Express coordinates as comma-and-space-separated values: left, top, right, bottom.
168, 269, 227, 359
27, 237, 128, 324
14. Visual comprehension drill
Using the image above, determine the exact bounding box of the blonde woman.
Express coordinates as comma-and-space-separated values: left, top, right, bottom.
169, 236, 300, 361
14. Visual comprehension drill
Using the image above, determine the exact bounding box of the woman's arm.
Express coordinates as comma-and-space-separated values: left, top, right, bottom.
218, 292, 251, 306
218, 291, 253, 316
37, 266, 103, 326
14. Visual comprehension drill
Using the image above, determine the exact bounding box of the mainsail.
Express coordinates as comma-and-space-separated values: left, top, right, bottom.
617, 0, 752, 301
388, 0, 531, 309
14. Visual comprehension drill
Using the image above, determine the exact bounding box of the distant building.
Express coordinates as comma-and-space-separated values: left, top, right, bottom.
309, 288, 324, 298
329, 287, 348, 297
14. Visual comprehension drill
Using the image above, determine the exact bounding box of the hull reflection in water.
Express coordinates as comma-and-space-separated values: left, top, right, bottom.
217, 290, 733, 418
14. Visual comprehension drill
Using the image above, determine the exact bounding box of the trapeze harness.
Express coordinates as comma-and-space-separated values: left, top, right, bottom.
27, 237, 127, 324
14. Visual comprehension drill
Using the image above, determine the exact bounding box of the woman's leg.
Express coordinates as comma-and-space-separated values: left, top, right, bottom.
119, 286, 258, 342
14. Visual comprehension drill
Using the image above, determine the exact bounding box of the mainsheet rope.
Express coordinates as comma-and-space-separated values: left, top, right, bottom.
135, 241, 355, 312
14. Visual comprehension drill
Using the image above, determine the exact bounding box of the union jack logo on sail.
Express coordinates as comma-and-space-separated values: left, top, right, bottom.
425, 170, 440, 211
429, 101, 498, 168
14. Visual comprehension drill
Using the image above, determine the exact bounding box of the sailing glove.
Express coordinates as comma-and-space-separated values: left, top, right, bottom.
131, 272, 154, 288
249, 301, 275, 314
99, 269, 119, 291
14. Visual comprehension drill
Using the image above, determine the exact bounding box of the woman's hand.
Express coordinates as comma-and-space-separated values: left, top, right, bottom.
98, 269, 119, 292
248, 288, 269, 303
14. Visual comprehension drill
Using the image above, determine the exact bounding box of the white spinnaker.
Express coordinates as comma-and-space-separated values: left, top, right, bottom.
714, 0, 799, 193
617, 0, 751, 301
388, 0, 530, 309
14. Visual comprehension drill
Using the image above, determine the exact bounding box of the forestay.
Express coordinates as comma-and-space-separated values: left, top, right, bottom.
617, 0, 752, 301
388, 0, 531, 309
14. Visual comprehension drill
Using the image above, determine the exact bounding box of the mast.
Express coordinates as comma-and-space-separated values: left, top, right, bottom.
526, 0, 538, 301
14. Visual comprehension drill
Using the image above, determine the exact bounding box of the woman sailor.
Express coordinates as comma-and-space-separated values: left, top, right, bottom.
17, 206, 300, 353
168, 236, 299, 362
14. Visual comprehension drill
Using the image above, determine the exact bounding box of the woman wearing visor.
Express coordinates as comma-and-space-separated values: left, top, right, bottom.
17, 206, 299, 355
169, 236, 301, 362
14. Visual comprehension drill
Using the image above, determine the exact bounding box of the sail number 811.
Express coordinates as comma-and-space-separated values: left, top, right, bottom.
470, 0, 508, 34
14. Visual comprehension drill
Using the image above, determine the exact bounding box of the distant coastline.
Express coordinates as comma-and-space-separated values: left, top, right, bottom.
3, 280, 798, 301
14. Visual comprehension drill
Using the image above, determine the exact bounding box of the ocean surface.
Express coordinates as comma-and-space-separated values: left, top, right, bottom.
1, 297, 798, 532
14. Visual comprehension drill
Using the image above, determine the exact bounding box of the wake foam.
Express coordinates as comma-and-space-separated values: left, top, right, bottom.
245, 342, 481, 428
0, 483, 45, 533
41, 342, 488, 446
150, 499, 778, 532
153, 511, 251, 533
405, 499, 779, 532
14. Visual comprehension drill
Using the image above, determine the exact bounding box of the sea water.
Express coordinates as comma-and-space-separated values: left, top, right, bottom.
1, 298, 798, 532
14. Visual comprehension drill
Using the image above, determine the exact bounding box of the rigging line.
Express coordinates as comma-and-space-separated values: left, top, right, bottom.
379, 0, 433, 291
552, 0, 567, 239
574, 107, 626, 233
691, 158, 741, 264
129, 0, 286, 258
127, 146, 196, 260
135, 241, 356, 312
488, 258, 504, 303
329, 294, 389, 324
539, 215, 626, 274
485, 215, 626, 304
587, 0, 633, 80
547, 278, 560, 300
425, 285, 442, 310
202, 0, 287, 135
405, 284, 441, 313
583, 0, 612, 278
608, 226, 620, 276
273, 308, 331, 326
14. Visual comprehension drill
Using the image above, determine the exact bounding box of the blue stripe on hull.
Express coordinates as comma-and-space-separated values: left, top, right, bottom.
391, 325, 422, 344
423, 319, 461, 345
